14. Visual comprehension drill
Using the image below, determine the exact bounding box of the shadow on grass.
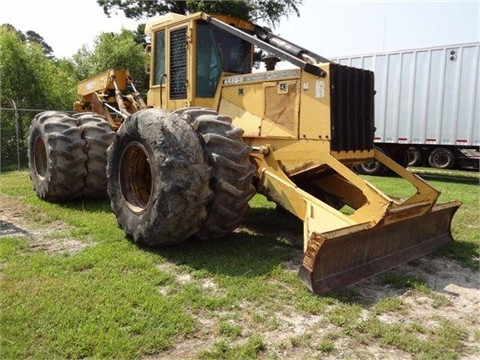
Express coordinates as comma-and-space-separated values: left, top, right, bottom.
136, 206, 304, 279
243, 205, 303, 239
42, 199, 299, 283
62, 198, 113, 214
439, 240, 480, 271
143, 232, 297, 279
410, 168, 480, 185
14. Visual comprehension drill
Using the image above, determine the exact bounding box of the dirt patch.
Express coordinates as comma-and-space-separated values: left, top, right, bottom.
0, 194, 91, 255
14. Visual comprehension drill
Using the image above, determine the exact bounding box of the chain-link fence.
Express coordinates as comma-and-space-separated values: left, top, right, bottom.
0, 106, 46, 171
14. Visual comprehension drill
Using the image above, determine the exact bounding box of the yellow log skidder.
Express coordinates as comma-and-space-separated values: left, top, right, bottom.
28, 12, 461, 294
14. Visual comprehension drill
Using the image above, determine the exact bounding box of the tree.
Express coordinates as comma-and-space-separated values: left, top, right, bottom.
0, 25, 77, 110
0, 25, 79, 170
98, 0, 187, 19
97, 0, 302, 27
25, 30, 54, 59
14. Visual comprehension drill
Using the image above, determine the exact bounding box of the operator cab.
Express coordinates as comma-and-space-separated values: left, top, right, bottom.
145, 12, 254, 108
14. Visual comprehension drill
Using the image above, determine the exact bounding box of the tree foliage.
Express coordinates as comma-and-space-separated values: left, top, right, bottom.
0, 22, 148, 112
0, 25, 77, 110
97, 0, 302, 27
98, 0, 187, 19
25, 30, 54, 58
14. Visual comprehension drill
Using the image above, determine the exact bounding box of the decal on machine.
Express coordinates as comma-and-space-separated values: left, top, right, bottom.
315, 80, 325, 98
223, 69, 300, 85
85, 81, 97, 91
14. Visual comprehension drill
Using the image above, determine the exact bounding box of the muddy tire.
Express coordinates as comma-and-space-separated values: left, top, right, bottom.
27, 111, 87, 201
76, 113, 115, 198
176, 108, 256, 240
106, 108, 213, 246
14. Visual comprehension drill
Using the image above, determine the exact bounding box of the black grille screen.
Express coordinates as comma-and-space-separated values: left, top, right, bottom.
170, 27, 187, 99
330, 63, 375, 152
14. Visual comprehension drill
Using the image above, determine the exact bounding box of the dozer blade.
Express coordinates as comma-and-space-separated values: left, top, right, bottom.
298, 201, 461, 295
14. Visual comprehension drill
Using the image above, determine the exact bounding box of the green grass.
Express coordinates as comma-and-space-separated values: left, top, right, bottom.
356, 318, 466, 360
1, 169, 478, 359
371, 296, 405, 315
196, 335, 265, 360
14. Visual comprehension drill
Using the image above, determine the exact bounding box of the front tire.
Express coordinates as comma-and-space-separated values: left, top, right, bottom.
106, 108, 213, 246
27, 111, 87, 201
176, 108, 256, 240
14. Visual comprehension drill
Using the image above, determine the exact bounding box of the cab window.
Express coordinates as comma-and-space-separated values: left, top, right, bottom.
210, 23, 252, 74
153, 30, 165, 85
195, 21, 253, 98
196, 22, 221, 97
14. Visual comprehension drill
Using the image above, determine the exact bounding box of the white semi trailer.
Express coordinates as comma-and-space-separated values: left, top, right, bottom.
333, 42, 479, 174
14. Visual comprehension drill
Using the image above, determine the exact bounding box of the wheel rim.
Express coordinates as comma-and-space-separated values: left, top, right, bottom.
34, 136, 47, 178
119, 142, 153, 214
362, 160, 380, 172
432, 151, 448, 167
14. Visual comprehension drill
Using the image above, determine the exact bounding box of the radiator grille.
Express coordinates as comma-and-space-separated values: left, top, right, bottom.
170, 27, 187, 99
330, 63, 375, 152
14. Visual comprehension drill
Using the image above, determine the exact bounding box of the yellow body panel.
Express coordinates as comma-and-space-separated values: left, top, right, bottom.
298, 70, 332, 140
76, 69, 130, 96
218, 98, 262, 137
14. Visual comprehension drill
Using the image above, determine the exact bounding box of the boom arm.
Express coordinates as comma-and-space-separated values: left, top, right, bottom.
74, 69, 147, 130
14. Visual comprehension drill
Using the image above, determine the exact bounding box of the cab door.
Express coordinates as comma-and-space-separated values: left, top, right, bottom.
147, 23, 191, 110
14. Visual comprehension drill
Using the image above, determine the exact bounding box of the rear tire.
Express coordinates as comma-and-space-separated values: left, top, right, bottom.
107, 108, 213, 246
428, 148, 456, 169
27, 111, 87, 201
176, 108, 256, 240
76, 113, 115, 198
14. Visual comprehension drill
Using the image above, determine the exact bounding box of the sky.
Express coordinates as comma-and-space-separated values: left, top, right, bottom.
1, 0, 479, 59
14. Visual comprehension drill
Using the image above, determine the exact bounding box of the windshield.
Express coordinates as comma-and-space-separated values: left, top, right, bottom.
196, 21, 252, 97
210, 23, 252, 74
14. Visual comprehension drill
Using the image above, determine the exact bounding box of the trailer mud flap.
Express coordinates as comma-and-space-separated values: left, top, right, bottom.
298, 201, 461, 295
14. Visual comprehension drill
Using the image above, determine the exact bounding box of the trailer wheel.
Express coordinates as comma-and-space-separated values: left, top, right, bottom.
176, 108, 256, 240
107, 108, 213, 246
408, 147, 424, 167
28, 111, 87, 201
355, 147, 388, 176
76, 113, 116, 198
428, 148, 456, 169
